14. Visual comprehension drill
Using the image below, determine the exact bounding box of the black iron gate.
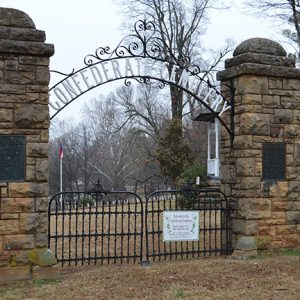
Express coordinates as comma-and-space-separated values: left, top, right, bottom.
48, 184, 232, 266
48, 182, 143, 266
145, 188, 232, 261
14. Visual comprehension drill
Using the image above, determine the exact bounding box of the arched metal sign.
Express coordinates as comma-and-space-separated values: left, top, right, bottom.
49, 19, 234, 138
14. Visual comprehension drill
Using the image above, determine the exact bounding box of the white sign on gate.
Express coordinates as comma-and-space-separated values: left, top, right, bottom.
163, 211, 199, 242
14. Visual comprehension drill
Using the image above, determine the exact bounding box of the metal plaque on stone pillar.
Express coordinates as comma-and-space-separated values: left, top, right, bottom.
262, 143, 285, 181
0, 135, 26, 181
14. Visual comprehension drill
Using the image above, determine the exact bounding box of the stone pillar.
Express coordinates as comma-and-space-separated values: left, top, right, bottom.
0, 8, 54, 281
217, 38, 300, 250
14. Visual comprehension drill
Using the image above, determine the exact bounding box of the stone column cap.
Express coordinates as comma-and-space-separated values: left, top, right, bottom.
217, 37, 298, 81
0, 8, 35, 28
217, 62, 300, 81
233, 37, 286, 57
224, 52, 295, 69
0, 39, 54, 57
0, 8, 54, 57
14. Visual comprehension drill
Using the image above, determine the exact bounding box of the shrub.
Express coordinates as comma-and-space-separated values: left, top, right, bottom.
80, 196, 94, 207
180, 163, 207, 187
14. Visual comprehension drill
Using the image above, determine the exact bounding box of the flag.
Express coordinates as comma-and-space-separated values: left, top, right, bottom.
59, 144, 63, 159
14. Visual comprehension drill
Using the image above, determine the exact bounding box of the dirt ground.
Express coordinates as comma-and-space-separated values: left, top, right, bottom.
0, 253, 300, 300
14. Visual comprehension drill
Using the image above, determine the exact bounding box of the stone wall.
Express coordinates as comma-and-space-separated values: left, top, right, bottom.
218, 38, 300, 249
0, 8, 54, 281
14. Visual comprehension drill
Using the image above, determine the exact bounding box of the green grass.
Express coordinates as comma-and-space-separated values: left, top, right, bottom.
175, 289, 185, 299
0, 277, 59, 298
0, 257, 300, 300
31, 278, 59, 287
275, 248, 300, 256
258, 248, 300, 257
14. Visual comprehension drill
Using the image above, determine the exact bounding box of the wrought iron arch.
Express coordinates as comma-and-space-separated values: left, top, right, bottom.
49, 19, 234, 140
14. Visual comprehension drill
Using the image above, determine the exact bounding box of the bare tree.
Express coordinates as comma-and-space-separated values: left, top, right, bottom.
113, 0, 233, 185
83, 94, 140, 189
49, 1, 232, 192
116, 0, 212, 124
114, 85, 170, 142
245, 0, 300, 57
49, 90, 169, 193
49, 120, 96, 195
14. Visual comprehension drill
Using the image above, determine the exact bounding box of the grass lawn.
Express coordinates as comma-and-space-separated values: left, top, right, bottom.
0, 252, 300, 299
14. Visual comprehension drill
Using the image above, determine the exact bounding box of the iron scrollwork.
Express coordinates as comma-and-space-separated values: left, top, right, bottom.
83, 19, 175, 65
88, 180, 107, 202
49, 18, 234, 141
52, 18, 197, 82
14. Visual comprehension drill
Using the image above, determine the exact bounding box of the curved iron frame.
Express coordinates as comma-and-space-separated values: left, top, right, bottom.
50, 19, 234, 139
48, 188, 144, 266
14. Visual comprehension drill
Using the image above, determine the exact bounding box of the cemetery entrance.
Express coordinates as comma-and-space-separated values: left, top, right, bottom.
48, 18, 234, 266
48, 182, 232, 266
1, 7, 300, 282
46, 18, 235, 266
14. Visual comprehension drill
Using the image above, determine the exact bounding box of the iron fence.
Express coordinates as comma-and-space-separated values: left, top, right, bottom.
48, 184, 232, 266
145, 188, 232, 261
48, 183, 144, 266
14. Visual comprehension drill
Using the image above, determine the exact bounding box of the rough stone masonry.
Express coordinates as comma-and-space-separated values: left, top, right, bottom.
0, 7, 300, 282
0, 8, 54, 281
218, 37, 300, 251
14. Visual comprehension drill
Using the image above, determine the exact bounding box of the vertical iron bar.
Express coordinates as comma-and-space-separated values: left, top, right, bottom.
220, 198, 223, 255
114, 197, 118, 264
88, 195, 92, 265
186, 191, 190, 259
226, 197, 229, 254
169, 192, 172, 260
68, 196, 72, 266
145, 194, 149, 262
133, 196, 137, 263
151, 197, 155, 261
108, 197, 112, 264
55, 198, 58, 262
121, 197, 124, 263
47, 200, 52, 250
101, 196, 105, 264
61, 196, 65, 266
198, 206, 201, 257
192, 193, 196, 258
139, 195, 144, 264
75, 194, 79, 266
175, 192, 178, 259
157, 193, 161, 261
127, 199, 131, 263
163, 194, 166, 260
214, 195, 217, 255
198, 196, 201, 258
209, 196, 212, 256
94, 194, 99, 265
209, 195, 212, 256
203, 195, 206, 257
180, 194, 184, 259
81, 197, 85, 265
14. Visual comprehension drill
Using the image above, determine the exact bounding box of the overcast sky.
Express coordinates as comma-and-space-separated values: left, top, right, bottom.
0, 0, 285, 120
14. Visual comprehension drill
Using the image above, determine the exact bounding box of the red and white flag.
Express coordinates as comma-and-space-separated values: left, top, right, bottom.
59, 144, 63, 159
